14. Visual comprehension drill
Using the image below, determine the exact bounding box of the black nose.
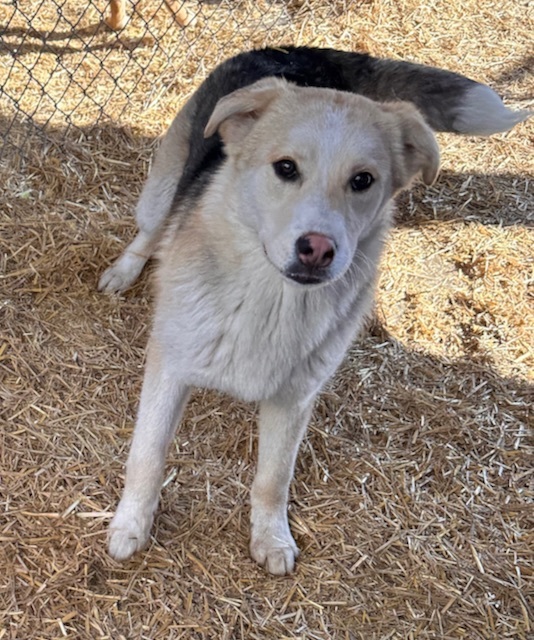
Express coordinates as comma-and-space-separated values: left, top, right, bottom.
296, 233, 336, 268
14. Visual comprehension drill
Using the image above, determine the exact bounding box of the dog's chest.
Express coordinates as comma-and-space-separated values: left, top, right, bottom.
156, 265, 351, 402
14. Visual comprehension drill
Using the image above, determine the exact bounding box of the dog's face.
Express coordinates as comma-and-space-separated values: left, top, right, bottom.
205, 78, 439, 286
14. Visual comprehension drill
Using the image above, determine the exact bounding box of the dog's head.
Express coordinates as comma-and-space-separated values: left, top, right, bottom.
205, 78, 439, 286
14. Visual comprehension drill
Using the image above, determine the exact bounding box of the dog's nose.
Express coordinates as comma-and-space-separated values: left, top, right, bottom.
296, 233, 336, 268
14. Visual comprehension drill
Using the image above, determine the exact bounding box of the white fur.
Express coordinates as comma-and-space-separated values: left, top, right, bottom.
454, 85, 531, 135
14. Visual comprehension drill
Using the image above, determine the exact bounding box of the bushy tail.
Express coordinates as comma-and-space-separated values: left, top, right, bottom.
322, 49, 531, 135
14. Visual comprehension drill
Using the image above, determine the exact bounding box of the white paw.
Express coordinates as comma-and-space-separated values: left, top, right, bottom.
98, 253, 147, 294
108, 504, 153, 561
250, 519, 299, 575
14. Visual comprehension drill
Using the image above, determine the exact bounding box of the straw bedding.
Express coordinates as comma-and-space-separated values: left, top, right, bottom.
0, 1, 532, 638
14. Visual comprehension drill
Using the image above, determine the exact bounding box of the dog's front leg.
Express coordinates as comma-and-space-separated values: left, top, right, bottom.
108, 340, 190, 560
250, 395, 314, 575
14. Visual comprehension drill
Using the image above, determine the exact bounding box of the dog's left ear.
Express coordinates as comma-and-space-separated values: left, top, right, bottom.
382, 102, 440, 190
204, 77, 287, 145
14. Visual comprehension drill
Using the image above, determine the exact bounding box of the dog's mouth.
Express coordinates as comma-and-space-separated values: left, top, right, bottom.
284, 272, 327, 286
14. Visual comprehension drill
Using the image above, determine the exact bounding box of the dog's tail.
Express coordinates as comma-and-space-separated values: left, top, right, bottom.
321, 49, 530, 135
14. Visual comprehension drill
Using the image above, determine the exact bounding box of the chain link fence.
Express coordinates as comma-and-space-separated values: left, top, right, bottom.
0, 0, 357, 162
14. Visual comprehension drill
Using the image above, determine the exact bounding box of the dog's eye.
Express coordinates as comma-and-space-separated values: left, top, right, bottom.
350, 172, 374, 192
273, 159, 299, 182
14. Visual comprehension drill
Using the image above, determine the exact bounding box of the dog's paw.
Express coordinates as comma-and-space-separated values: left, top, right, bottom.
98, 253, 146, 294
250, 523, 299, 575
108, 506, 153, 561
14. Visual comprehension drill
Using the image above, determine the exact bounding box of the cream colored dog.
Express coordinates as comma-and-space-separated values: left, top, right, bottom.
104, 79, 438, 574
100, 47, 527, 574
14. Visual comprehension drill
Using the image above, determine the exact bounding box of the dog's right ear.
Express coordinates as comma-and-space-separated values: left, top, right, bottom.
204, 77, 287, 145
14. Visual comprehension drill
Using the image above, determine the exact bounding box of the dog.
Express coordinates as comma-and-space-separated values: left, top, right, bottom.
100, 47, 528, 574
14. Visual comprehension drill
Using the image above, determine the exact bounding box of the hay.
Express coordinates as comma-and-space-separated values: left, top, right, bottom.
0, 0, 532, 638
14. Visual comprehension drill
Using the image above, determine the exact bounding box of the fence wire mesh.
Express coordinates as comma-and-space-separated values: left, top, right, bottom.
0, 1, 357, 162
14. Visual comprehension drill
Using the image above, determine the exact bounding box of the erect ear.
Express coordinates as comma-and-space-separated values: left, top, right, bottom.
381, 102, 440, 191
204, 77, 288, 146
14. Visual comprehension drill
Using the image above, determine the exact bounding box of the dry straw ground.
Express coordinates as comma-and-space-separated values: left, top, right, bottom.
1, 0, 533, 638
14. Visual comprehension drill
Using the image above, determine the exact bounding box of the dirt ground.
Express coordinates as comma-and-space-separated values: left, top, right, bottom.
1, 0, 532, 638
